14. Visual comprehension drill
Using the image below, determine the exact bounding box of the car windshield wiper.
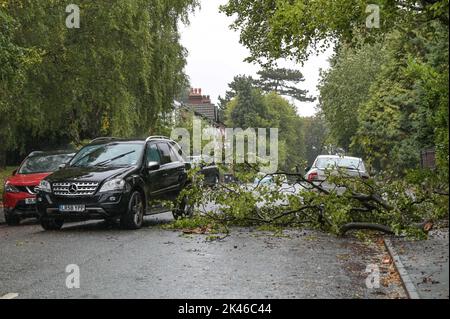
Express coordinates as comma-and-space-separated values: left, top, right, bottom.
71, 148, 103, 167
95, 151, 136, 167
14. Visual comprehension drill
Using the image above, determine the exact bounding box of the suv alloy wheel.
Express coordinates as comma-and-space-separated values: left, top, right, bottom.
120, 191, 145, 229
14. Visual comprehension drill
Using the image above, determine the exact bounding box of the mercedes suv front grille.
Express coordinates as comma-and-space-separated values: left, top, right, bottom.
52, 182, 99, 196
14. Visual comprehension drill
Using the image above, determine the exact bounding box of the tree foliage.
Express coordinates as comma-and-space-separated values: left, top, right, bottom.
318, 20, 448, 177
213, 0, 449, 236
180, 162, 446, 239
222, 76, 322, 171
255, 67, 314, 102
220, 0, 449, 64
355, 23, 448, 173
0, 0, 198, 164
318, 41, 385, 152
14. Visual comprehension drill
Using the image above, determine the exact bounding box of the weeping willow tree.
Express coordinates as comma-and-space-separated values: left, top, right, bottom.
0, 0, 198, 163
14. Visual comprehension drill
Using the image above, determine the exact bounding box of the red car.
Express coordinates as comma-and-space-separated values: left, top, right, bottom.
2, 151, 74, 225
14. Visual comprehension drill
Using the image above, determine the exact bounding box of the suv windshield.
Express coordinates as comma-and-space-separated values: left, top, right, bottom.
18, 154, 73, 174
316, 157, 364, 171
70, 143, 144, 168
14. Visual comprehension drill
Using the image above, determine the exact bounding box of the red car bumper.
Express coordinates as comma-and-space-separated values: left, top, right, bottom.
2, 192, 38, 217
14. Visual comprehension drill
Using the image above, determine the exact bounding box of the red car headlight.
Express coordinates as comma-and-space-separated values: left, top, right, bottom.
4, 182, 20, 193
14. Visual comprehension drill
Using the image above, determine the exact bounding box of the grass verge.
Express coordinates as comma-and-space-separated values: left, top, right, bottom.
0, 166, 17, 198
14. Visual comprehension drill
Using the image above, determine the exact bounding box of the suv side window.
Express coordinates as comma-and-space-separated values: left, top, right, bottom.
146, 143, 161, 164
157, 143, 173, 165
170, 141, 186, 160
168, 143, 183, 162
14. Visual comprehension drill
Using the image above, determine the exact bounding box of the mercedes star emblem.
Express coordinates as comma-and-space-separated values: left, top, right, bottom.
69, 184, 78, 193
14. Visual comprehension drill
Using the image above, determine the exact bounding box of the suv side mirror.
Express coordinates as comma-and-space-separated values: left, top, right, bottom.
58, 163, 67, 170
12, 169, 17, 175
147, 161, 160, 171
305, 166, 311, 172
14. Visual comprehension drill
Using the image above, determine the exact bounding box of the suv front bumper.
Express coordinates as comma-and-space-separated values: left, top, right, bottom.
36, 191, 130, 221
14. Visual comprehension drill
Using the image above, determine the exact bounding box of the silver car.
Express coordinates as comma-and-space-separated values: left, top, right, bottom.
305, 155, 369, 186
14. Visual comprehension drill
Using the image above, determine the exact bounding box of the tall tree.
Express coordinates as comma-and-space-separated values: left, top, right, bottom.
0, 0, 198, 162
223, 77, 310, 170
353, 22, 449, 173
0, 8, 41, 164
318, 40, 385, 152
256, 67, 314, 102
301, 115, 328, 166
218, 75, 256, 109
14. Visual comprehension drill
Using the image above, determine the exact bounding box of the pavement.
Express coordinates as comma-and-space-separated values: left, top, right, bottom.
0, 212, 404, 299
389, 226, 449, 299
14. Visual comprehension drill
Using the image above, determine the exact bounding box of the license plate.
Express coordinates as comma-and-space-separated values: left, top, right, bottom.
25, 198, 36, 205
59, 204, 85, 213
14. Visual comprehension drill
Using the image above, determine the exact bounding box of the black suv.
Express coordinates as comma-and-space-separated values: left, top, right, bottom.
36, 136, 192, 230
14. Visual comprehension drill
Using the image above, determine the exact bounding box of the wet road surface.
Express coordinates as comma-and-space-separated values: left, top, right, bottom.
0, 213, 403, 299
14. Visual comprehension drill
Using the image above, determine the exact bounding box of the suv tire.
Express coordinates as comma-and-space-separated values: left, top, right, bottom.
120, 191, 144, 230
173, 195, 193, 220
41, 218, 64, 230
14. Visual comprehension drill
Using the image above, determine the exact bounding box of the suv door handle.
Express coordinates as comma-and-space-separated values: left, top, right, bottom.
162, 173, 169, 177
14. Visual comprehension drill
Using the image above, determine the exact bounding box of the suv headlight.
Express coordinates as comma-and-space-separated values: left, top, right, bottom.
38, 180, 52, 193
99, 178, 126, 193
4, 182, 20, 193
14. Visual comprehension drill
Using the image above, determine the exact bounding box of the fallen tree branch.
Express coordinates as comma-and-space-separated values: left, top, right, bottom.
340, 220, 434, 236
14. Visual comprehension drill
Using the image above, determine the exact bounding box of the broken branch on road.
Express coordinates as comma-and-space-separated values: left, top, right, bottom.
175, 162, 448, 239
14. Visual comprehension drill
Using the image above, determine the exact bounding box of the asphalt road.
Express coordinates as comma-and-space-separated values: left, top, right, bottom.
0, 212, 404, 299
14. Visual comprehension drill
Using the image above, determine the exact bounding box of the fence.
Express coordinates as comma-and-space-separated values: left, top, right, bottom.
420, 148, 436, 169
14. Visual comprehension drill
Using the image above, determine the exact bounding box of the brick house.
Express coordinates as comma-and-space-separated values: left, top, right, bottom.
178, 88, 226, 135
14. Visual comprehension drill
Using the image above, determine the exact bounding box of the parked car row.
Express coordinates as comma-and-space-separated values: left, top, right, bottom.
2, 136, 220, 230
2, 145, 367, 230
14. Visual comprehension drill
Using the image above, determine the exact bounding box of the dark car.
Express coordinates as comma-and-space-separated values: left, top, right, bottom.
36, 136, 192, 230
2, 151, 74, 225
187, 155, 220, 186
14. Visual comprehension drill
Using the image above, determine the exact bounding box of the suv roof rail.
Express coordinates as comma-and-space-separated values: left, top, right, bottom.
90, 137, 120, 144
29, 151, 45, 156
145, 135, 170, 142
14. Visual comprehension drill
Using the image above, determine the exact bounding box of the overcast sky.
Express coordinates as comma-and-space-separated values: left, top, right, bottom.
179, 0, 334, 117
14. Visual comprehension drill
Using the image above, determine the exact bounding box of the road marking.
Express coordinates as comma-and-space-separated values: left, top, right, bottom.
0, 293, 19, 299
